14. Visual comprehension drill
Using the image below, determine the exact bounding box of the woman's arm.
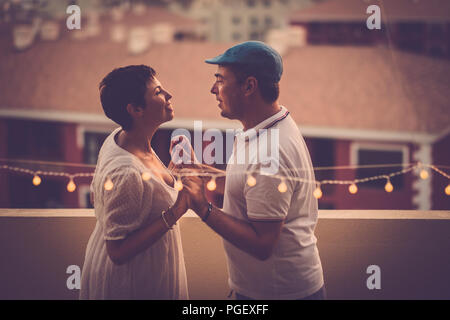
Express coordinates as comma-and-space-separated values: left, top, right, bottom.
105, 187, 190, 265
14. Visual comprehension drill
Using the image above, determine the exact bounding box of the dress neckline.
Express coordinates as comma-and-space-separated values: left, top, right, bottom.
111, 128, 177, 191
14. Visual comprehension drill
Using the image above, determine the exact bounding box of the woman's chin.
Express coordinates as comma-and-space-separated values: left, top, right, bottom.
166, 110, 174, 121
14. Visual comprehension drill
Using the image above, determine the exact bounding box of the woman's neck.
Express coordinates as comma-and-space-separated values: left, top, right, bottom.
118, 126, 157, 155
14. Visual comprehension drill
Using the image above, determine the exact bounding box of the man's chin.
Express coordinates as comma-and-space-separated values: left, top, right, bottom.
220, 110, 233, 119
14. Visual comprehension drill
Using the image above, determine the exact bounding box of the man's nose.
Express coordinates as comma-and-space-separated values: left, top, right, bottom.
210, 84, 217, 94
165, 90, 172, 101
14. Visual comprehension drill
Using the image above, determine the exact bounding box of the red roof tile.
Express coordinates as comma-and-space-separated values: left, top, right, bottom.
0, 35, 449, 134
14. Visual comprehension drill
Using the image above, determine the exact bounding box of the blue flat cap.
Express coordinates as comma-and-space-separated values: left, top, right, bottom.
205, 41, 283, 83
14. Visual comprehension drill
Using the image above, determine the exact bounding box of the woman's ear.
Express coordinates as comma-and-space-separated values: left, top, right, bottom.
126, 103, 143, 118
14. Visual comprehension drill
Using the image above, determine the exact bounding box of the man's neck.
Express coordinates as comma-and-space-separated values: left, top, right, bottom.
241, 102, 281, 131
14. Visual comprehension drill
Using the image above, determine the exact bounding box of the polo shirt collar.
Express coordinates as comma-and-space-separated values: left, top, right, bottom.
237, 105, 289, 140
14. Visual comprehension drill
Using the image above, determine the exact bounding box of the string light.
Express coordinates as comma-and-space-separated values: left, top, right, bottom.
1, 162, 449, 196
420, 169, 429, 180
141, 171, 151, 181
32, 174, 41, 186
278, 179, 287, 193
313, 185, 323, 199
104, 178, 114, 191
348, 183, 358, 194
206, 177, 217, 191
384, 179, 394, 193
174, 176, 183, 191
67, 178, 76, 192
247, 175, 256, 187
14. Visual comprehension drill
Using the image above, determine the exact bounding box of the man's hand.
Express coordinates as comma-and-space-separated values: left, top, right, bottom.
181, 175, 210, 219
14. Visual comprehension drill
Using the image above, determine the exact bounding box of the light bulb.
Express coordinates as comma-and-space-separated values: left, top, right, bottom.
313, 186, 322, 199
348, 183, 358, 194
247, 175, 256, 187
207, 178, 217, 191
419, 169, 429, 180
32, 175, 41, 186
385, 181, 393, 193
445, 184, 450, 196
174, 178, 183, 191
142, 171, 151, 181
67, 179, 76, 192
104, 178, 114, 191
278, 180, 287, 193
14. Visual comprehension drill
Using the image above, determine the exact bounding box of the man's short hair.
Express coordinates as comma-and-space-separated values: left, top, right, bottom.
226, 64, 280, 104
99, 65, 156, 131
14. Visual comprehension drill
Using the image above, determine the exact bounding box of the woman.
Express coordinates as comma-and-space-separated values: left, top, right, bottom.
80, 65, 195, 299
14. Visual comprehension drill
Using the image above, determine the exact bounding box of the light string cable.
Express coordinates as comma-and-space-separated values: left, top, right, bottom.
1, 158, 449, 196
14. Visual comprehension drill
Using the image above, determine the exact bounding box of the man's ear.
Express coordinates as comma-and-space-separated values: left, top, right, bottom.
243, 76, 257, 97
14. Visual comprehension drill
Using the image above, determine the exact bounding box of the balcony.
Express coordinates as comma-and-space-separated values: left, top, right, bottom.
0, 209, 449, 300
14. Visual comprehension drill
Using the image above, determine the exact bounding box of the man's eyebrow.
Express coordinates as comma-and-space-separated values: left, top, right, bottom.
214, 73, 224, 79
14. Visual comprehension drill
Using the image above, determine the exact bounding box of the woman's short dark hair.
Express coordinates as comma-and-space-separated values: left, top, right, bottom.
227, 64, 279, 104
99, 65, 156, 131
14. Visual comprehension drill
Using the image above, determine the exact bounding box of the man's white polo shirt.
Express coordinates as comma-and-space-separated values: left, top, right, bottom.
222, 106, 324, 300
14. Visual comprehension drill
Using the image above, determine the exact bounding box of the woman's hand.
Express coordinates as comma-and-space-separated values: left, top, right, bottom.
180, 175, 210, 219
169, 135, 199, 169
171, 185, 192, 220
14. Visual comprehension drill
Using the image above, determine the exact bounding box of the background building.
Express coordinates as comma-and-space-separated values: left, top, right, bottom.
289, 0, 450, 59
0, 0, 449, 211
169, 0, 313, 42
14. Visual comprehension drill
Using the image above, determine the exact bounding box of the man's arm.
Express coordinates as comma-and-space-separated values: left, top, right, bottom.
199, 204, 284, 261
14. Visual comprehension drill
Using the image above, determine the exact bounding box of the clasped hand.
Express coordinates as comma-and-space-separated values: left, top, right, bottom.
169, 136, 210, 219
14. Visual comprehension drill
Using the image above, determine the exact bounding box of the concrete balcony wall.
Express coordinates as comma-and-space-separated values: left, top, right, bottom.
0, 209, 449, 300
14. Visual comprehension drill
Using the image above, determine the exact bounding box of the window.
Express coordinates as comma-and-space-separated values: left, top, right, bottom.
307, 138, 336, 195
232, 32, 242, 40
351, 143, 408, 190
84, 131, 109, 164
249, 31, 260, 40
263, 0, 271, 7
232, 16, 241, 25
7, 119, 63, 161
249, 16, 258, 26
265, 16, 273, 27
247, 0, 256, 7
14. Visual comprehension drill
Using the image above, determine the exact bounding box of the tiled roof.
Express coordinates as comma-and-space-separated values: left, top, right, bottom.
0, 33, 449, 134
290, 0, 450, 22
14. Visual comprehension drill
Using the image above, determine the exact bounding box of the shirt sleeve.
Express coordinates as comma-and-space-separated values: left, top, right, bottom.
100, 167, 150, 240
244, 161, 295, 221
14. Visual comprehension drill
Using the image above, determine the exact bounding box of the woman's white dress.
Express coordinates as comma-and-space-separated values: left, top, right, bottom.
80, 128, 188, 299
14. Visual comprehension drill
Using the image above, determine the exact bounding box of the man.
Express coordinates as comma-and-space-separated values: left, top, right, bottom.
179, 41, 325, 300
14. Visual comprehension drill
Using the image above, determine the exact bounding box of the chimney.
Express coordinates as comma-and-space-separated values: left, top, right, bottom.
128, 27, 151, 55
266, 26, 306, 55
151, 23, 175, 44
